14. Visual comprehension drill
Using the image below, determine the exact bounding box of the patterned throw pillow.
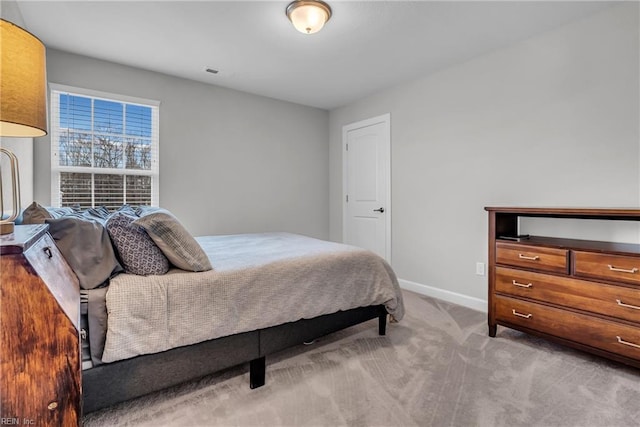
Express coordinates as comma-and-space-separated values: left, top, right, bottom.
106, 212, 170, 276
133, 210, 212, 272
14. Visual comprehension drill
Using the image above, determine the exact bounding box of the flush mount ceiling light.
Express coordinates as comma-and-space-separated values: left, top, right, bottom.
286, 0, 332, 35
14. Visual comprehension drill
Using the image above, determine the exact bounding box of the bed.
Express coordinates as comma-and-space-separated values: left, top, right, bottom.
20, 203, 404, 413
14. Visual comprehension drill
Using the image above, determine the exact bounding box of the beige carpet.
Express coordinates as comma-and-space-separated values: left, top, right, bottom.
84, 290, 640, 426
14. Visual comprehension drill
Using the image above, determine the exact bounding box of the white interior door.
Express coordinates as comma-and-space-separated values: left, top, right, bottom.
343, 114, 390, 261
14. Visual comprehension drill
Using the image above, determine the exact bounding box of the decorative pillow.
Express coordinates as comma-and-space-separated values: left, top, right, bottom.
46, 217, 123, 289
22, 202, 77, 224
21, 202, 50, 224
106, 212, 169, 276
133, 210, 212, 272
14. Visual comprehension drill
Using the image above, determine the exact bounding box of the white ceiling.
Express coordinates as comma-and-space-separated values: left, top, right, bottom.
16, 1, 614, 110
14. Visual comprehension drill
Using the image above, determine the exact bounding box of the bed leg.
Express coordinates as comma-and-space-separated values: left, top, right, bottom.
250, 356, 266, 389
378, 313, 387, 336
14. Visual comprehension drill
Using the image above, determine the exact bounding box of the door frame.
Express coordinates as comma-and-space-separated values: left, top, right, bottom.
342, 113, 391, 262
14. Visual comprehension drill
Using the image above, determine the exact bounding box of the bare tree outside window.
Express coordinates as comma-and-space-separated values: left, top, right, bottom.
52, 89, 158, 209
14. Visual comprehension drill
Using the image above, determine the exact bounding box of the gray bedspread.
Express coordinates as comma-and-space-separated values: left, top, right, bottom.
101, 232, 404, 363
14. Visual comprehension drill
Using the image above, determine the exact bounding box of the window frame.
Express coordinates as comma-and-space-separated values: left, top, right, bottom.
49, 83, 160, 208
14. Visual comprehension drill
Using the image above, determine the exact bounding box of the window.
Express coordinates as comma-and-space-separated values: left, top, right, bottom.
50, 84, 159, 209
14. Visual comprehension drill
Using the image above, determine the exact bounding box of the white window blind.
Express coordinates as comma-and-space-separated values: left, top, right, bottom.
50, 84, 159, 209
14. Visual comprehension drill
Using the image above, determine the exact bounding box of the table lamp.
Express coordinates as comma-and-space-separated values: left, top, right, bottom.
0, 19, 48, 234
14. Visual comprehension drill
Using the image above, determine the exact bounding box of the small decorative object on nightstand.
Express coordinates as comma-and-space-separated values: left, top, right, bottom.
485, 207, 640, 368
0, 224, 81, 426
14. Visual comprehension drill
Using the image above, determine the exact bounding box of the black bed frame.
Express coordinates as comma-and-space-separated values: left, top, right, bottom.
83, 305, 387, 413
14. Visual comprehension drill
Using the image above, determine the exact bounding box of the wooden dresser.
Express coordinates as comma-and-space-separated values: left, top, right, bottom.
486, 207, 640, 367
0, 225, 81, 426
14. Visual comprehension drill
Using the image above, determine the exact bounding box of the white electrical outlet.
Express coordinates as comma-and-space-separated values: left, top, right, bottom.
475, 262, 485, 276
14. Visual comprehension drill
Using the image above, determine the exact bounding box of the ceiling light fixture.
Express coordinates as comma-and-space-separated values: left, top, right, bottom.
286, 0, 332, 35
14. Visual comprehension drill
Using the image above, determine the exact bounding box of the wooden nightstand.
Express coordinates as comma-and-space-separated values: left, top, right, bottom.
0, 224, 81, 426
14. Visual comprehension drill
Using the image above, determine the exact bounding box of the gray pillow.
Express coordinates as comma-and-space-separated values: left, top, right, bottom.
22, 201, 77, 224
106, 212, 170, 276
133, 210, 212, 272
46, 217, 123, 289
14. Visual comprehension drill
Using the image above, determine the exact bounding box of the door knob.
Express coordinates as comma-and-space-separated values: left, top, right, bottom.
373, 207, 385, 213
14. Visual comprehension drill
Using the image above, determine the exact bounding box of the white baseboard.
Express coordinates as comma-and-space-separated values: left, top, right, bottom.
399, 278, 488, 313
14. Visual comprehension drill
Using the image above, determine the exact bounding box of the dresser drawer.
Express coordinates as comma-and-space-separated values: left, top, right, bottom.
24, 233, 80, 329
573, 251, 640, 286
496, 242, 568, 274
495, 295, 640, 361
495, 267, 640, 324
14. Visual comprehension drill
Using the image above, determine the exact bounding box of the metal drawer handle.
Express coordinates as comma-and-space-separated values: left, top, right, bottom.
518, 254, 540, 261
512, 309, 532, 319
616, 336, 640, 349
608, 265, 638, 274
616, 299, 640, 310
43, 246, 53, 259
512, 280, 533, 288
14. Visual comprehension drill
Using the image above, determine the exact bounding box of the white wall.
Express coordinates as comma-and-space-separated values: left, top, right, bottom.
34, 49, 330, 238
329, 4, 640, 309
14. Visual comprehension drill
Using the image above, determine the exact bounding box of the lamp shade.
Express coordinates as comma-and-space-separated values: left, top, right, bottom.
286, 1, 332, 35
0, 19, 47, 137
